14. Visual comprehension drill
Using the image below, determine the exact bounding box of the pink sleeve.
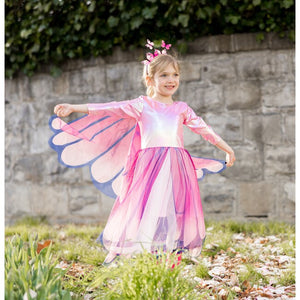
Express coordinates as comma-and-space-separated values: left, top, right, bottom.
183, 105, 221, 145
87, 97, 143, 120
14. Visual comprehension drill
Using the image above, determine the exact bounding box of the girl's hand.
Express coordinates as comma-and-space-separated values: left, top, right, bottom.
226, 151, 235, 167
54, 103, 73, 117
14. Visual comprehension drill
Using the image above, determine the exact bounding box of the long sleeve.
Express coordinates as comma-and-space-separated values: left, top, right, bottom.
87, 97, 143, 120
183, 105, 221, 145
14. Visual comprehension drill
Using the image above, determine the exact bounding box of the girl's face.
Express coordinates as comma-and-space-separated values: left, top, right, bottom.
151, 64, 180, 99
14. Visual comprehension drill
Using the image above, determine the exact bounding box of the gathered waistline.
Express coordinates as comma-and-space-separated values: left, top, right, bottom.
140, 146, 185, 150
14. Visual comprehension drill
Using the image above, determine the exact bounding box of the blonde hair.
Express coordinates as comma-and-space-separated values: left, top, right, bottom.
143, 54, 180, 98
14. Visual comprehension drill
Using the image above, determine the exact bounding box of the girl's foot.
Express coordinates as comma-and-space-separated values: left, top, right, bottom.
103, 252, 119, 266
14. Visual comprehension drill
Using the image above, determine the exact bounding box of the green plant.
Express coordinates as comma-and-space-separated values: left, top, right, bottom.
195, 262, 211, 279
5, 235, 72, 300
238, 264, 269, 287
90, 251, 196, 299
5, 0, 295, 78
277, 265, 295, 286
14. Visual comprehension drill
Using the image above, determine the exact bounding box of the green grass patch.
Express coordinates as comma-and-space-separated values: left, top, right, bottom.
238, 264, 269, 287
195, 262, 211, 279
277, 265, 296, 286
5, 219, 295, 299
5, 235, 72, 300
90, 251, 197, 300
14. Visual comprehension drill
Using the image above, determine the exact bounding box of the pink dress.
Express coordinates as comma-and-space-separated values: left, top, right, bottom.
49, 96, 225, 257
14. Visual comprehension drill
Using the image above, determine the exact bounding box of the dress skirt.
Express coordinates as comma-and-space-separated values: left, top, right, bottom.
99, 147, 206, 257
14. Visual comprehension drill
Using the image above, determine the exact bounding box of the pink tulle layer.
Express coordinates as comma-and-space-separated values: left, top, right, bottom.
99, 147, 206, 257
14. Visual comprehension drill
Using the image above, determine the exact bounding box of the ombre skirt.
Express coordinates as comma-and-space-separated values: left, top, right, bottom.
98, 147, 206, 257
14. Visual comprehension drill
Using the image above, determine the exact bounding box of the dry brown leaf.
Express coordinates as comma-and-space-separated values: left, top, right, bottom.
37, 240, 52, 254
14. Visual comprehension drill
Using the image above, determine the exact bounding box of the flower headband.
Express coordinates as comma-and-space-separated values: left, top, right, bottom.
142, 39, 172, 65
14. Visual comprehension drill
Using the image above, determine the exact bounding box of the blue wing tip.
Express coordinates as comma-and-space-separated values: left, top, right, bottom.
197, 159, 227, 181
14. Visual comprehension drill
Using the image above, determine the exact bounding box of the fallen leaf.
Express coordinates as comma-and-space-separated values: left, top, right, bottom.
37, 240, 52, 254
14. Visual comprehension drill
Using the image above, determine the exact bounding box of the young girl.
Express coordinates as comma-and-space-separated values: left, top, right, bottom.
49, 40, 235, 265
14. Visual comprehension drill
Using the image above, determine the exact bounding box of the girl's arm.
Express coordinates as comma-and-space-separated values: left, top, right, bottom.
54, 103, 88, 117
215, 138, 235, 167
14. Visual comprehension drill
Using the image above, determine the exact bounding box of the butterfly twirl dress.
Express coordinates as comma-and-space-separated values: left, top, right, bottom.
49, 95, 226, 257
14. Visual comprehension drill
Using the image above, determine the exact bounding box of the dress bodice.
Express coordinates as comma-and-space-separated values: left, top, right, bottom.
138, 97, 185, 149
87, 95, 221, 149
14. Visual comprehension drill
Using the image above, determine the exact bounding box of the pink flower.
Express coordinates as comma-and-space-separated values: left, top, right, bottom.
142, 60, 150, 65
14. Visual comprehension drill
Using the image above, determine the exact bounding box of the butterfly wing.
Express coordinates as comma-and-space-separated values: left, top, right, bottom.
49, 113, 137, 198
191, 156, 226, 180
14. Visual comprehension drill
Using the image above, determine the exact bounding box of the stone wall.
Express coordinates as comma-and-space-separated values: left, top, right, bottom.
5, 33, 295, 225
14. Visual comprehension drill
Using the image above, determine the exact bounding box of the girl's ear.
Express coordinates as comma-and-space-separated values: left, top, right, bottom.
145, 75, 153, 87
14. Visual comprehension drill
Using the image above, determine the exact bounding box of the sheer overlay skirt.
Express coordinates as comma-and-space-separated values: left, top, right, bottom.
98, 147, 206, 257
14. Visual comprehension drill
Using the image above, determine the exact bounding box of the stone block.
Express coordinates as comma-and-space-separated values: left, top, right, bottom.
244, 115, 263, 144
71, 202, 102, 216
5, 183, 32, 217
281, 181, 295, 218
267, 32, 295, 50
53, 72, 69, 95
30, 74, 54, 99
205, 112, 243, 142
104, 47, 143, 64
5, 79, 20, 103
69, 67, 106, 95
224, 81, 261, 110
201, 55, 236, 83
106, 62, 143, 93
222, 146, 263, 181
283, 181, 295, 203
261, 80, 295, 107
239, 181, 276, 216
231, 33, 269, 52
5, 129, 29, 159
235, 52, 268, 79
18, 75, 33, 102
180, 61, 201, 82
187, 35, 231, 53
69, 185, 101, 212
262, 114, 282, 145
183, 82, 223, 113
183, 126, 201, 147
13, 154, 44, 182
201, 182, 236, 214
5, 183, 69, 217
61, 56, 105, 71
30, 126, 52, 154
99, 193, 115, 218
271, 50, 295, 80
264, 146, 295, 178
30, 185, 69, 216
284, 114, 295, 144
234, 51, 293, 80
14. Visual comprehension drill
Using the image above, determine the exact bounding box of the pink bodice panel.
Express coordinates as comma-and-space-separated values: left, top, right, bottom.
87, 96, 221, 149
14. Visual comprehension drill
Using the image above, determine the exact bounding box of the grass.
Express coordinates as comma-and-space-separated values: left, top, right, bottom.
5, 235, 72, 300
5, 217, 295, 299
238, 264, 269, 286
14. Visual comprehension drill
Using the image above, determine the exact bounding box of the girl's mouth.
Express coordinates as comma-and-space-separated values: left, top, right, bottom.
165, 85, 175, 90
